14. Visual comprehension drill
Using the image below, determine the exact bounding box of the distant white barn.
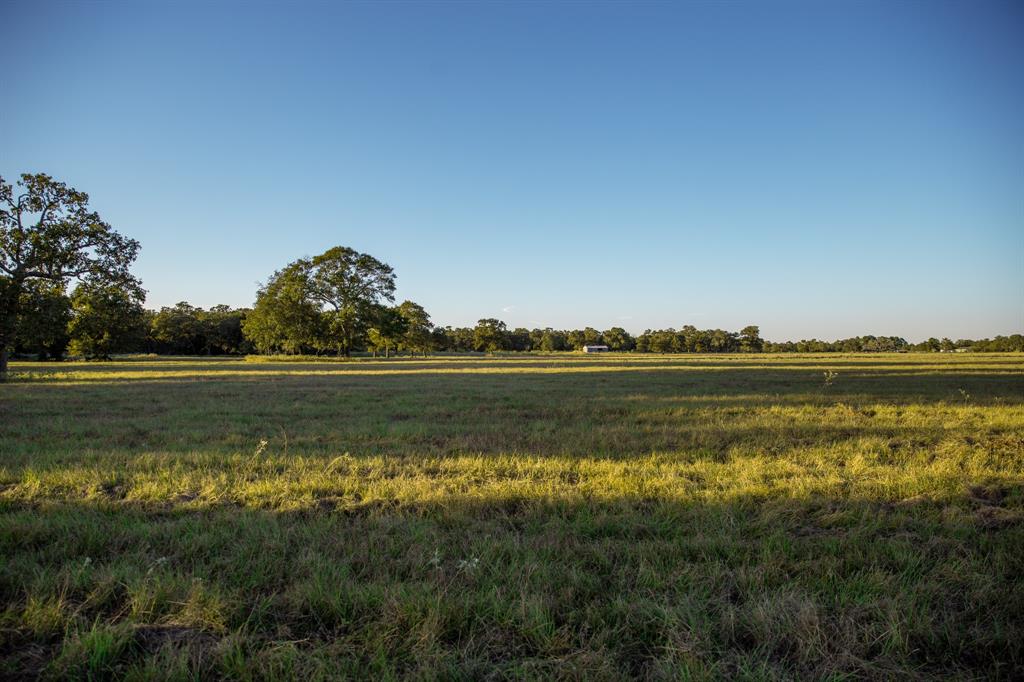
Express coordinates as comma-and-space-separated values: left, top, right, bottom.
582, 345, 609, 353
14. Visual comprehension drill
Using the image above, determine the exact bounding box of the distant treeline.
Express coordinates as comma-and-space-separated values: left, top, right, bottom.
4, 178, 1021, 365
6, 174, 1021, 379
12, 292, 1024, 359
765, 335, 1024, 353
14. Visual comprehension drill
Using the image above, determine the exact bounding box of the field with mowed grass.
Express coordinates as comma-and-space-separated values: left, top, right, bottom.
1, 354, 1022, 680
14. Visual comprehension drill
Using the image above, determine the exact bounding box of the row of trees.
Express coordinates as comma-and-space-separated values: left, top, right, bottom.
428, 324, 767, 353
761, 335, 1024, 353
905, 335, 1024, 353
240, 247, 433, 357
764, 335, 910, 353
9, 292, 250, 361
636, 326, 764, 353
419, 326, 1024, 355
429, 322, 639, 353
3, 173, 1022, 379
150, 303, 249, 355
14, 293, 1024, 362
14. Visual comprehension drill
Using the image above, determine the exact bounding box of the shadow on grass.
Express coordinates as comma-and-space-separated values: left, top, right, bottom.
1, 412, 1021, 469
6, 348, 1024, 388
6, 366, 1024, 402
1, 488, 1022, 680
3, 369, 1022, 475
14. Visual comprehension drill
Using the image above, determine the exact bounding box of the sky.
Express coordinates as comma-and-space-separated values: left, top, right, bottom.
1, 1, 1021, 342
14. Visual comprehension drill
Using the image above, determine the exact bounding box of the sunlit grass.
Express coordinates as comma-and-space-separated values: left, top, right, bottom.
1, 354, 1022, 678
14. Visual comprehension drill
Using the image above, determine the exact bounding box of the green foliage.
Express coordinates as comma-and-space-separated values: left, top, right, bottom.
740, 324, 763, 352
366, 305, 407, 358
151, 302, 250, 355
243, 247, 396, 356
565, 328, 585, 350
50, 623, 134, 678
0, 173, 140, 377
13, 280, 71, 359
203, 304, 250, 355
539, 329, 567, 351
472, 318, 509, 351
969, 335, 1024, 352
396, 300, 433, 356
67, 281, 147, 359
307, 247, 396, 356
766, 335, 910, 353
636, 326, 714, 353
150, 302, 204, 354
904, 335, 1024, 353
243, 263, 323, 355
602, 327, 635, 351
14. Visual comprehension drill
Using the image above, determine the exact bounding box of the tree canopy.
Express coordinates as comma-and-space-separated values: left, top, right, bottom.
68, 281, 147, 360
12, 281, 71, 360
1, 173, 141, 378
243, 262, 323, 354
244, 247, 400, 356
397, 300, 433, 356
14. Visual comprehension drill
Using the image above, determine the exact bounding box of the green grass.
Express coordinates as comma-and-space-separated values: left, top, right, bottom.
1, 353, 1022, 679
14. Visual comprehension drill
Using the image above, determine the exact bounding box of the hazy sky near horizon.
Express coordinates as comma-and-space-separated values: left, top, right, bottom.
2, 1, 1021, 342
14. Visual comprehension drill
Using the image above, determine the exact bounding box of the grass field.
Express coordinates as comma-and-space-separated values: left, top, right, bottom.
1, 353, 1022, 680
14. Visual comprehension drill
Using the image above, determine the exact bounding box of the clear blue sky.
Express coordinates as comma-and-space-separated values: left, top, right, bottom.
2, 1, 1021, 341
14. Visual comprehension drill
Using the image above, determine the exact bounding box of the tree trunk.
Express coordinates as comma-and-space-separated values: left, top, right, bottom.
0, 281, 23, 382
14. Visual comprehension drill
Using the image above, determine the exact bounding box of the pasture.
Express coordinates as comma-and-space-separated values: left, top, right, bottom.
1, 354, 1022, 679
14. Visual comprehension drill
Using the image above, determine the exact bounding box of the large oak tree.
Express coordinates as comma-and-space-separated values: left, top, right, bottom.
0, 174, 140, 379
245, 247, 397, 356
307, 247, 397, 356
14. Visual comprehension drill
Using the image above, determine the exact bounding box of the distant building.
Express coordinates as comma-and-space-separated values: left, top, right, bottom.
582, 345, 609, 353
